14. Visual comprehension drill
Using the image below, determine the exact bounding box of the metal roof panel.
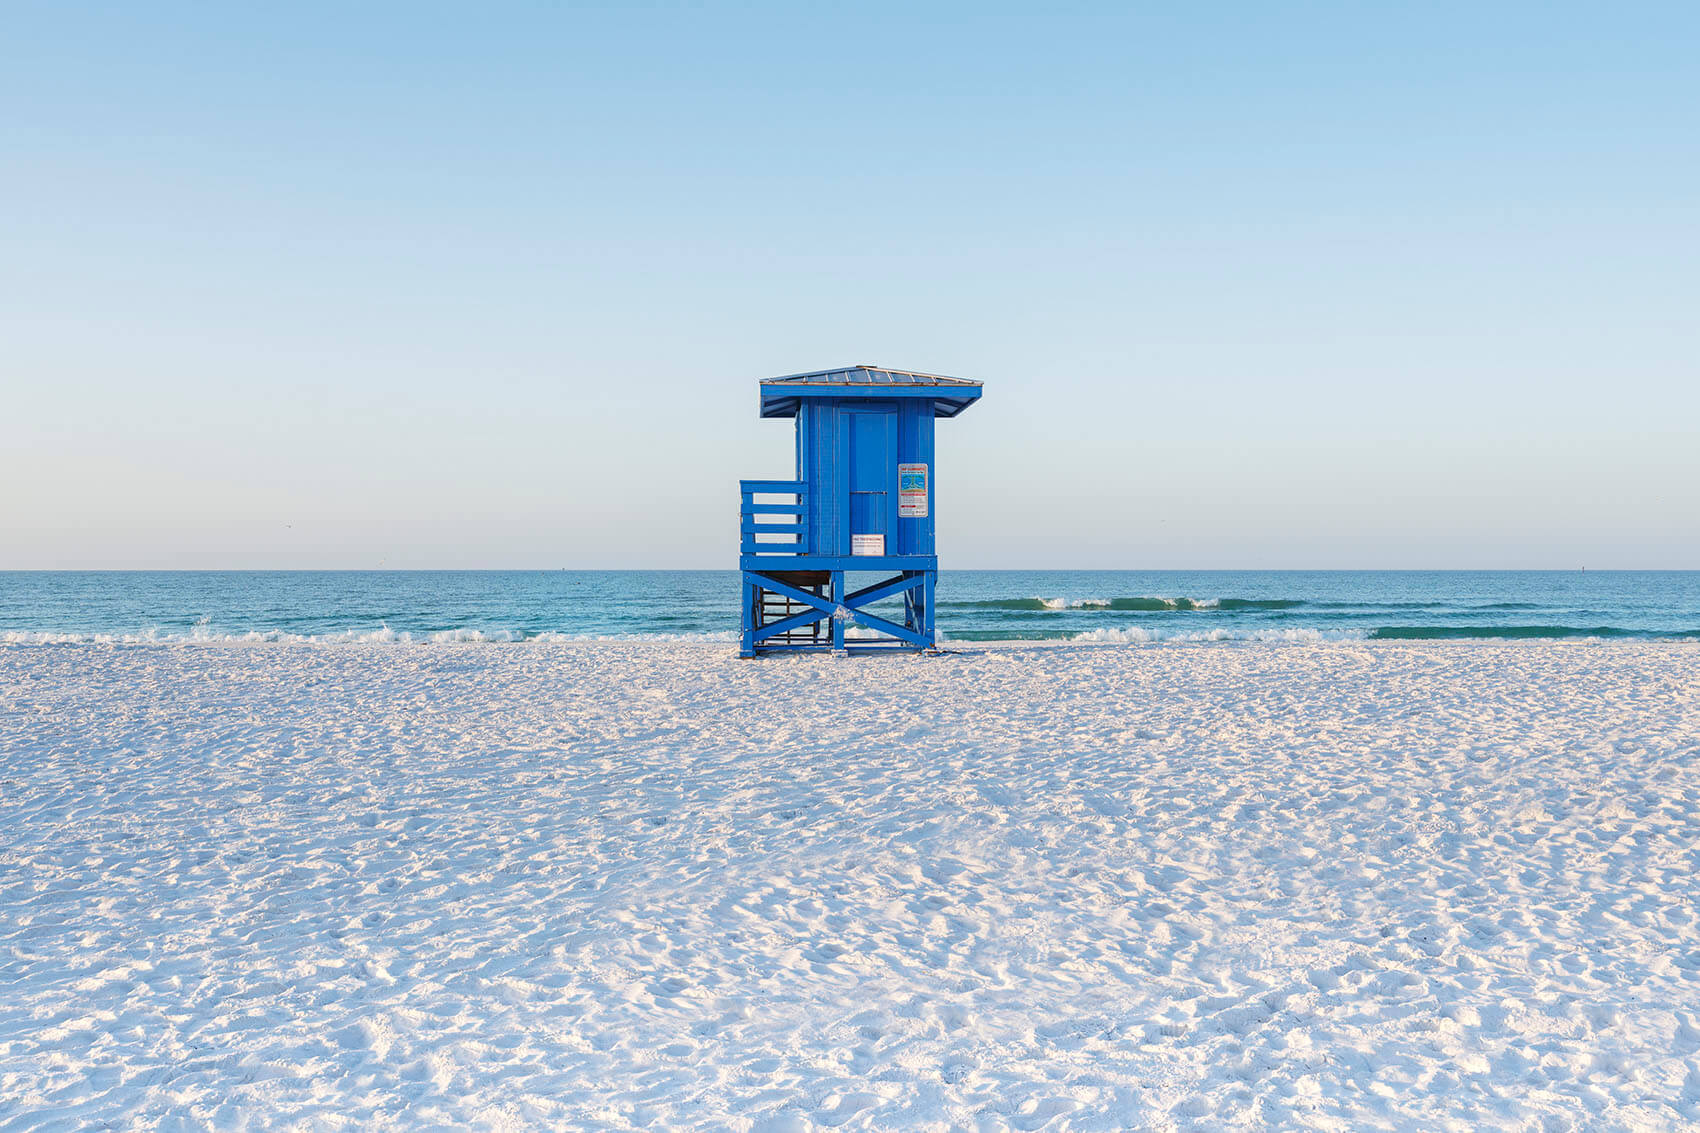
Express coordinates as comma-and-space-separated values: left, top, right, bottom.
762, 365, 980, 388
758, 364, 983, 417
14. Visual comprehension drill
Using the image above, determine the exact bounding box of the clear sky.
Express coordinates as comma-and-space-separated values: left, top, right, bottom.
4, 1, 1696, 569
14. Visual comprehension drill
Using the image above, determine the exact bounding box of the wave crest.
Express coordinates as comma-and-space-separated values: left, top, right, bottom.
941, 595, 1303, 613
1069, 626, 1365, 644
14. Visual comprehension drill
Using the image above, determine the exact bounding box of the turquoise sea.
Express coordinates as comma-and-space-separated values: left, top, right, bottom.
1, 571, 1696, 644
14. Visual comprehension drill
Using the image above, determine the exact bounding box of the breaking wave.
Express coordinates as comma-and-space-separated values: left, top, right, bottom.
944, 624, 1697, 644
1070, 626, 1364, 644
940, 596, 1304, 612
1367, 625, 1699, 641
945, 626, 1367, 643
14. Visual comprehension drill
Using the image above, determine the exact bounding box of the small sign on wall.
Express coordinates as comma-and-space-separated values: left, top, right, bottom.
898, 463, 928, 518
851, 533, 884, 556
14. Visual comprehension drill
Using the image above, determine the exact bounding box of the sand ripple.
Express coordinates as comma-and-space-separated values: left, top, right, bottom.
2, 640, 1698, 1130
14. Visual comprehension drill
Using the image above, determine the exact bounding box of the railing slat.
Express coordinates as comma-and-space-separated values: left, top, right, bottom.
739, 479, 809, 554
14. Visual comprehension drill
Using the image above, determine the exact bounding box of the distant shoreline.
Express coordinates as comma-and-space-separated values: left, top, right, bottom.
4, 636, 1697, 650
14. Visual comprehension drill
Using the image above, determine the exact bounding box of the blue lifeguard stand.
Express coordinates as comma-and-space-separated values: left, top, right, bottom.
738, 365, 983, 656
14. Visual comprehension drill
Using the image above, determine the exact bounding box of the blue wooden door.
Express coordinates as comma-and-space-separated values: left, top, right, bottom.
846, 408, 894, 553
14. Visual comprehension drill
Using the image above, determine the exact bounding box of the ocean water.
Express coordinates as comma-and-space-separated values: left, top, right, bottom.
1, 571, 1697, 645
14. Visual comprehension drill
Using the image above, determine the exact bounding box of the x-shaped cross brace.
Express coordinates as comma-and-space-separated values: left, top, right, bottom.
751, 572, 930, 647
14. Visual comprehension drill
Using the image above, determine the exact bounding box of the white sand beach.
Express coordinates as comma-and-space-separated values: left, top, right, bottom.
3, 640, 1699, 1131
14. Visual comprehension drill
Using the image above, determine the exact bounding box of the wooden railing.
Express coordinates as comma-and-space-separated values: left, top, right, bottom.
740, 480, 809, 556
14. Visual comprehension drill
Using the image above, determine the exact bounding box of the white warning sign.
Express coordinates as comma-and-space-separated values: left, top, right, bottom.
898, 463, 928, 518
851, 533, 884, 556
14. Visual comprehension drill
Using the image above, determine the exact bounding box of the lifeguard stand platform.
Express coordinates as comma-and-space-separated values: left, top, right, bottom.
738, 365, 983, 657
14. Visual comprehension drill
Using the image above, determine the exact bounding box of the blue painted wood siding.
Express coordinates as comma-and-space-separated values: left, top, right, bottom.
846, 407, 894, 546
794, 397, 936, 558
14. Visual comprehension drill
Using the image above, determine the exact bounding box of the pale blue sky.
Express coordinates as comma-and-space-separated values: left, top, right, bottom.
4, 1, 1696, 568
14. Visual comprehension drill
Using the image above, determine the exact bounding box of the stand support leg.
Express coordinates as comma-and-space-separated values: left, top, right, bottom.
831, 571, 845, 653
924, 570, 937, 651
739, 574, 756, 658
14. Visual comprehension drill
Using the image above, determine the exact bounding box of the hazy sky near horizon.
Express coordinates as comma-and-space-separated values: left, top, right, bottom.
4, 1, 1696, 569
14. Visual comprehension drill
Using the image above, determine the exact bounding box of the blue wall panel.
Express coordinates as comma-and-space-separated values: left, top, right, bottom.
795, 397, 938, 558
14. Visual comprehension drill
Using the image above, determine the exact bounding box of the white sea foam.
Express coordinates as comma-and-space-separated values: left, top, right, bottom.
0, 627, 739, 646
1070, 625, 1366, 644
0, 624, 1349, 648
530, 629, 740, 643
1028, 596, 1223, 610
2, 623, 1681, 648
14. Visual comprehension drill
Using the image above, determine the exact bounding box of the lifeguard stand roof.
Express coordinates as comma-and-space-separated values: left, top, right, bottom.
759, 365, 983, 419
